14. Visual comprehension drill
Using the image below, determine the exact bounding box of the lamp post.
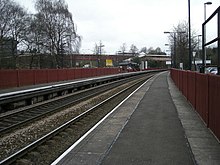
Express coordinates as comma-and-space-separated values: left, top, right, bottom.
188, 0, 192, 70
165, 44, 172, 67
193, 51, 196, 70
204, 2, 212, 71
197, 34, 202, 59
98, 41, 104, 67
164, 31, 186, 68
164, 32, 176, 68
99, 41, 105, 55
189, 35, 202, 71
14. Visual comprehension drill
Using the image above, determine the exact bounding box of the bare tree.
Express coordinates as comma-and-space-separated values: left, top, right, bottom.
0, 0, 27, 68
10, 4, 28, 67
93, 41, 105, 55
0, 0, 12, 39
93, 43, 99, 55
129, 44, 138, 55
168, 21, 198, 69
140, 47, 147, 54
23, 14, 45, 68
147, 47, 165, 55
119, 43, 127, 54
0, 0, 81, 69
35, 0, 81, 68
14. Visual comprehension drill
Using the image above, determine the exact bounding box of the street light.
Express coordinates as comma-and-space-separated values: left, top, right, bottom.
188, 0, 192, 70
97, 41, 104, 67
189, 35, 202, 71
98, 41, 105, 55
193, 51, 196, 71
164, 31, 176, 68
204, 2, 212, 70
164, 44, 172, 67
164, 31, 186, 68
196, 35, 202, 59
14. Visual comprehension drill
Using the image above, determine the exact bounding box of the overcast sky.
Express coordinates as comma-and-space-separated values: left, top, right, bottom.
15, 0, 219, 54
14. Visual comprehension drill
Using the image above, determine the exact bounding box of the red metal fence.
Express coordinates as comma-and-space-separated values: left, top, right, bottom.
171, 69, 220, 141
0, 68, 121, 89
209, 75, 220, 140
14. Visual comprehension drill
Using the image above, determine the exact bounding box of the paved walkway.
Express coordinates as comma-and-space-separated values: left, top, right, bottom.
53, 72, 220, 165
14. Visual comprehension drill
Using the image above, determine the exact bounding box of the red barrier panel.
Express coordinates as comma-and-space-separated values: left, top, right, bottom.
85, 68, 92, 78
182, 71, 188, 98
176, 70, 180, 87
57, 69, 67, 81
88, 68, 94, 77
110, 68, 114, 74
173, 69, 180, 87
102, 68, 106, 75
106, 68, 110, 75
19, 70, 35, 87
80, 68, 87, 78
106, 68, 109, 75
47, 69, 58, 83
195, 73, 209, 125
81, 68, 86, 78
83, 68, 88, 78
94, 68, 97, 76
208, 75, 220, 140
35, 70, 48, 84
0, 68, 120, 90
105, 68, 109, 75
96, 68, 101, 76
98, 68, 103, 76
74, 68, 81, 79
108, 68, 111, 74
103, 68, 107, 75
80, 68, 84, 78
171, 69, 220, 141
0, 70, 18, 88
170, 69, 174, 83
179, 71, 183, 92
111, 68, 115, 74
66, 69, 75, 80
187, 71, 196, 108
91, 68, 96, 77
101, 68, 105, 76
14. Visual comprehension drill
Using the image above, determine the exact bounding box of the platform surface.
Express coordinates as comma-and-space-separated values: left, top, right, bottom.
53, 72, 220, 165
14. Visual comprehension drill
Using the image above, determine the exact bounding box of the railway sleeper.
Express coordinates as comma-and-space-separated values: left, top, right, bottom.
26, 151, 41, 163
36, 145, 50, 154
16, 158, 32, 165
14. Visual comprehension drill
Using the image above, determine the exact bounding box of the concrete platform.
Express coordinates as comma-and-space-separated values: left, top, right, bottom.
52, 71, 220, 165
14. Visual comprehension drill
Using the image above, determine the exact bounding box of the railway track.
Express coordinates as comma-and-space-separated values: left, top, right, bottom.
0, 74, 149, 135
0, 72, 156, 164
